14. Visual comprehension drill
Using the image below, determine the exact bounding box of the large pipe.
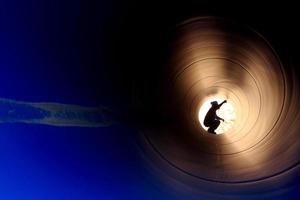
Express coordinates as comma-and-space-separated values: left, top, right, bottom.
140, 17, 300, 199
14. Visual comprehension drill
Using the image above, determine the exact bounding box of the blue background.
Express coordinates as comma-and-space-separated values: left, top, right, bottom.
0, 0, 164, 199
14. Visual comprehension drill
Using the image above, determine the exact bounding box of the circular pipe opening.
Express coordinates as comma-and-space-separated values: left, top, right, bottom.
198, 97, 236, 134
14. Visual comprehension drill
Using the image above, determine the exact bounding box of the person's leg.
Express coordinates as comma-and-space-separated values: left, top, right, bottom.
207, 127, 214, 133
210, 120, 220, 133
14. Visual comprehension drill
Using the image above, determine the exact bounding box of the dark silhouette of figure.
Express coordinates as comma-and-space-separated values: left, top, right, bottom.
204, 100, 227, 134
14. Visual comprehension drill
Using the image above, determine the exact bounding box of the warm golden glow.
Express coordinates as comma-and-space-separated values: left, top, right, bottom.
141, 17, 300, 198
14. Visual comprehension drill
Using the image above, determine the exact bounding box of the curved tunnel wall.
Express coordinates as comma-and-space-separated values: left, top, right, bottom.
141, 17, 300, 197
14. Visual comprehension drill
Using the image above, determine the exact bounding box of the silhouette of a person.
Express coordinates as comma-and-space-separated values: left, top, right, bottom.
204, 100, 227, 134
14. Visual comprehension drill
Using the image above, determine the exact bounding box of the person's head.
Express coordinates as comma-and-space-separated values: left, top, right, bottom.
211, 101, 218, 107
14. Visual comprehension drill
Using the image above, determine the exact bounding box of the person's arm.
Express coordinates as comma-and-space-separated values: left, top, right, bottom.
216, 115, 224, 122
216, 100, 227, 122
218, 100, 227, 108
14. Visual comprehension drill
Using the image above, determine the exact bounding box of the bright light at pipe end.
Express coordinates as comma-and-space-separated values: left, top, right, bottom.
198, 97, 236, 134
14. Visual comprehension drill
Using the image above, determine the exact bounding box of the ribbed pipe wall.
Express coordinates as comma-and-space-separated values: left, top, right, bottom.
141, 17, 300, 198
